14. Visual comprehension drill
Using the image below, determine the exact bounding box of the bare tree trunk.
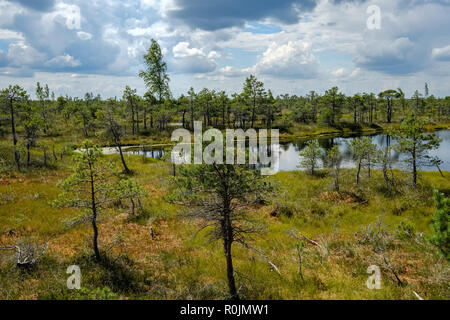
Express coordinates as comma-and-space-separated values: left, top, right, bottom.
251, 98, 256, 128
412, 154, 417, 187
26, 143, 31, 167
43, 146, 48, 167
118, 144, 130, 174
222, 196, 238, 300
89, 164, 101, 261
136, 110, 140, 134
10, 99, 20, 171
144, 108, 147, 130
222, 102, 226, 129
356, 160, 361, 184
334, 167, 340, 192
52, 145, 58, 162
223, 225, 237, 299
130, 198, 135, 216
436, 163, 444, 177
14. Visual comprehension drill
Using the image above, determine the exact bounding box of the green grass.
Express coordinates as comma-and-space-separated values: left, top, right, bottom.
0, 114, 449, 300
0, 149, 449, 300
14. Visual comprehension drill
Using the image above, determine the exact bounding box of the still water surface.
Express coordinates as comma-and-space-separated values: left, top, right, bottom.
122, 130, 450, 173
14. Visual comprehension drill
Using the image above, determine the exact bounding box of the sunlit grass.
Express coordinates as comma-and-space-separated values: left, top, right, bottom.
0, 147, 449, 300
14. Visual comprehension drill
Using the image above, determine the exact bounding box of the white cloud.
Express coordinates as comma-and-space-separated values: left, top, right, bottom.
219, 66, 243, 77
171, 41, 218, 73
331, 68, 346, 77
77, 31, 92, 40
7, 42, 46, 67
140, 0, 178, 16
0, 29, 24, 40
253, 41, 319, 79
50, 3, 82, 30
173, 41, 206, 58
45, 54, 81, 68
208, 51, 221, 59
432, 45, 450, 61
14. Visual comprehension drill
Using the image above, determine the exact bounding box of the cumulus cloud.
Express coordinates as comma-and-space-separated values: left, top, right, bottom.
6, 42, 46, 67
171, 41, 218, 73
253, 41, 319, 79
45, 54, 81, 68
173, 41, 205, 58
354, 37, 422, 75
432, 45, 450, 61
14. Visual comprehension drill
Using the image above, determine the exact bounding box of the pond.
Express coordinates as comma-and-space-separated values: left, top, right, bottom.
120, 130, 450, 173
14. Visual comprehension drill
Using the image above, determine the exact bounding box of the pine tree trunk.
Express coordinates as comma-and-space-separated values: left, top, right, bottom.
90, 164, 101, 261
118, 144, 130, 174
356, 160, 361, 184
27, 143, 31, 167
10, 99, 20, 171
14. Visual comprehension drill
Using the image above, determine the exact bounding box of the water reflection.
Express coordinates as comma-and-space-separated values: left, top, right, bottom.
123, 130, 450, 173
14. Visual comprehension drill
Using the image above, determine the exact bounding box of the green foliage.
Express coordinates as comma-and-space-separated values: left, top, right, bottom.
326, 145, 342, 191
171, 164, 272, 298
395, 221, 416, 239
242, 75, 265, 128
392, 114, 442, 186
52, 141, 146, 258
139, 38, 170, 102
299, 140, 323, 175
319, 86, 345, 126
114, 178, 147, 216
429, 190, 450, 260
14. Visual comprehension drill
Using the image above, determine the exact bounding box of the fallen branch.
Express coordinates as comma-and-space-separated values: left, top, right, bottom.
268, 261, 281, 276
413, 291, 424, 300
382, 254, 403, 287
288, 229, 324, 249
243, 244, 282, 276
0, 245, 35, 265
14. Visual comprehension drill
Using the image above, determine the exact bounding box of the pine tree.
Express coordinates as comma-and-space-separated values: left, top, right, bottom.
170, 164, 271, 299
299, 140, 322, 175
429, 190, 449, 260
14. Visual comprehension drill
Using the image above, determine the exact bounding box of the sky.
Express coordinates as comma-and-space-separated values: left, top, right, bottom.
0, 0, 450, 99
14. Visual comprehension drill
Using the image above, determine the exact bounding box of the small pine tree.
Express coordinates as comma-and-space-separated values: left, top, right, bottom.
170, 164, 272, 299
350, 137, 377, 184
53, 141, 145, 261
392, 114, 441, 187
429, 190, 449, 260
115, 178, 146, 216
299, 140, 322, 175
326, 145, 341, 191
21, 103, 42, 166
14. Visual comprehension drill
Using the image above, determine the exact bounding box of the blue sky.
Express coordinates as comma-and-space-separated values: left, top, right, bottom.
0, 0, 450, 98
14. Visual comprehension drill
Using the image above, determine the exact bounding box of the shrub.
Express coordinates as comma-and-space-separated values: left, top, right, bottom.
395, 221, 416, 239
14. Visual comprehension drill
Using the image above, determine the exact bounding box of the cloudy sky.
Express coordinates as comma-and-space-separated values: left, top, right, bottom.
0, 0, 450, 98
